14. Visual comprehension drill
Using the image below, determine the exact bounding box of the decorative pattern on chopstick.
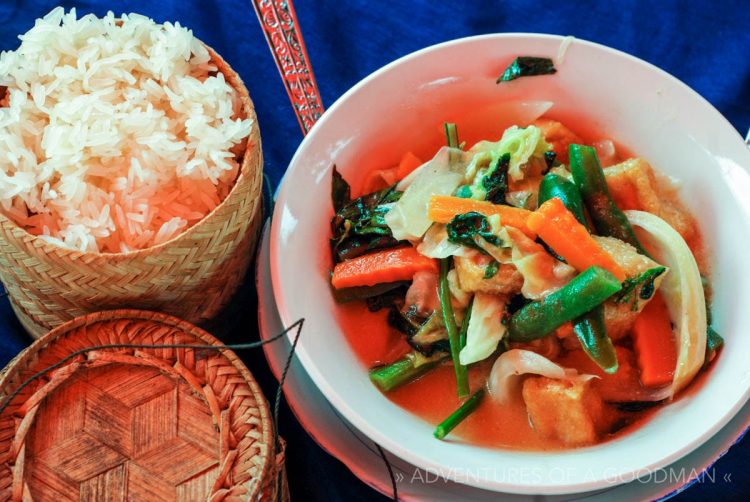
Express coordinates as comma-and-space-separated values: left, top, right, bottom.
250, 0, 325, 134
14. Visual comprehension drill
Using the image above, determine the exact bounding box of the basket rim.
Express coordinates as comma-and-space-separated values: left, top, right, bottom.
0, 309, 276, 497
0, 42, 261, 259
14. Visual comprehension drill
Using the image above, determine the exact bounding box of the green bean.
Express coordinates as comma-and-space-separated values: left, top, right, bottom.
507, 266, 622, 342
439, 258, 470, 398
370, 352, 448, 392
434, 389, 485, 439
538, 173, 589, 227
539, 173, 618, 373
444, 122, 459, 148
573, 305, 619, 374
569, 144, 649, 255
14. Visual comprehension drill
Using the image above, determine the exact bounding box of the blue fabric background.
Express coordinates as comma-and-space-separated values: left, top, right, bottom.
1, 1, 749, 500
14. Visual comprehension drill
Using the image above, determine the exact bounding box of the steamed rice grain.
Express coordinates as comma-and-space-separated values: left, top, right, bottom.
0, 8, 253, 253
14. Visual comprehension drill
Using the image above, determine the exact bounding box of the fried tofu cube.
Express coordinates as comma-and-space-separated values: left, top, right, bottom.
602, 302, 641, 341
454, 255, 523, 296
594, 234, 659, 276
604, 158, 695, 241
594, 235, 664, 340
533, 119, 583, 164
522, 376, 606, 446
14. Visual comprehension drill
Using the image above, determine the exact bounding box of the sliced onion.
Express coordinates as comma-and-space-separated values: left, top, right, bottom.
625, 210, 707, 397
459, 293, 507, 366
488, 349, 596, 404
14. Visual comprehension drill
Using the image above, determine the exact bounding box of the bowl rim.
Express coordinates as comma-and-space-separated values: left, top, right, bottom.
270, 32, 750, 494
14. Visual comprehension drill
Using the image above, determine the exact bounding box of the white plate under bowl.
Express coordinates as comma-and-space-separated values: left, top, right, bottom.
270, 34, 750, 494
258, 221, 750, 501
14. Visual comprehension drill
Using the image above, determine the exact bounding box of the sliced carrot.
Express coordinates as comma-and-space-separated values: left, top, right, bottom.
632, 292, 677, 387
526, 198, 626, 281
331, 246, 438, 289
427, 195, 536, 238
396, 151, 423, 179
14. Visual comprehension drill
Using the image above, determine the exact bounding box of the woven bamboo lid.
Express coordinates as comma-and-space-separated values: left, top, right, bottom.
0, 310, 286, 501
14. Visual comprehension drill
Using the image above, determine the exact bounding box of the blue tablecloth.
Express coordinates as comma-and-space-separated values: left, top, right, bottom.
1, 1, 749, 500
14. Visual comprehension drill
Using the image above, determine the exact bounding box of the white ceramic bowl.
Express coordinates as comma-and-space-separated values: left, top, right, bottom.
270, 34, 750, 494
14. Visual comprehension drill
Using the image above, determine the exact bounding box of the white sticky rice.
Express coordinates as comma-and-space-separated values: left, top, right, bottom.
0, 8, 253, 253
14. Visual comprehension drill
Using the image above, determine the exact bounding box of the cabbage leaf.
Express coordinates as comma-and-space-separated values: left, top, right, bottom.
466, 125, 551, 190
458, 292, 507, 365
385, 147, 467, 241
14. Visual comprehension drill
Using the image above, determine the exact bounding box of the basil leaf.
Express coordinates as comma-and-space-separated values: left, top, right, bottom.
613, 266, 667, 308
330, 182, 403, 262
388, 304, 427, 337
331, 166, 351, 212
333, 235, 400, 262
497, 57, 557, 83
704, 289, 724, 364
482, 153, 511, 204
389, 307, 451, 357
484, 260, 500, 279
446, 212, 501, 252
543, 151, 558, 174
705, 304, 724, 365
706, 326, 724, 355
544, 151, 557, 168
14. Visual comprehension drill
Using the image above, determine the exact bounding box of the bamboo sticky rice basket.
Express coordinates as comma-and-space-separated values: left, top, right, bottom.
0, 45, 263, 339
0, 310, 287, 501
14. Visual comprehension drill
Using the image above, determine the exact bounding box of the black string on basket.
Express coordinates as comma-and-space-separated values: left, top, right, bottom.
375, 442, 399, 501
273, 317, 303, 453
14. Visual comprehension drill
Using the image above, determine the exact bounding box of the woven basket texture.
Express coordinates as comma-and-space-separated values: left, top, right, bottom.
0, 45, 263, 339
0, 310, 287, 501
